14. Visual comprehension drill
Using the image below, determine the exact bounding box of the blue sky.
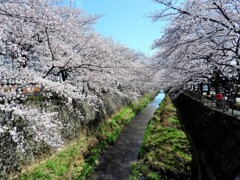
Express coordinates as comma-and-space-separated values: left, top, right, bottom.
71, 0, 168, 56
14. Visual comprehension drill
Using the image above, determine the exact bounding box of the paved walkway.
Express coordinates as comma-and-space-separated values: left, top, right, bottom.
89, 93, 165, 180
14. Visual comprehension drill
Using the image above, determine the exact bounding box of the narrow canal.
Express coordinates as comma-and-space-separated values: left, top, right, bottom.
89, 92, 165, 180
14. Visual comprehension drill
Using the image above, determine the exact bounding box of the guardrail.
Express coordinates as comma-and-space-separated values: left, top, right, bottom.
185, 90, 240, 117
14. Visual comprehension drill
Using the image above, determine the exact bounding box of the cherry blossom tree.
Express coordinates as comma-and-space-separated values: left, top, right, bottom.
0, 0, 153, 152
152, 0, 240, 95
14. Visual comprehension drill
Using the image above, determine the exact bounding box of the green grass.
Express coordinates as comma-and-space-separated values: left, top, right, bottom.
19, 138, 89, 180
130, 95, 192, 180
20, 92, 156, 180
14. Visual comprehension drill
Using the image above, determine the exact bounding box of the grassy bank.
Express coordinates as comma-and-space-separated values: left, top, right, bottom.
130, 95, 192, 180
20, 92, 156, 180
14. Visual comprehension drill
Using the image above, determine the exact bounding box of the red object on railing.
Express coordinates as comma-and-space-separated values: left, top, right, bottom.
215, 93, 224, 100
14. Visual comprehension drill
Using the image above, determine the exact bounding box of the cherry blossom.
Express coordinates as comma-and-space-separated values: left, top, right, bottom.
152, 0, 240, 95
0, 0, 154, 151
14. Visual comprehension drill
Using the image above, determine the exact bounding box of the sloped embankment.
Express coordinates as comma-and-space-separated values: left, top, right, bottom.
130, 95, 192, 179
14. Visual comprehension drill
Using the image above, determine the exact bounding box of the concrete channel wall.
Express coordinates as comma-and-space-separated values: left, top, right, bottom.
173, 92, 240, 180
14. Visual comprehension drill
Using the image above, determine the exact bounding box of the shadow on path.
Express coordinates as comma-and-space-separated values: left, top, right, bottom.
89, 92, 165, 180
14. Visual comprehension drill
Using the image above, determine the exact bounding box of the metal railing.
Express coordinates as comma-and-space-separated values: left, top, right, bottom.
201, 95, 240, 117
185, 90, 240, 117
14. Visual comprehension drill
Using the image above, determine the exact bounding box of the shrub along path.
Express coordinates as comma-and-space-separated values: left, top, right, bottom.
89, 92, 165, 180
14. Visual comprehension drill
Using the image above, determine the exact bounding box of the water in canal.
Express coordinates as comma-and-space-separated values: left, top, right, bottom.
89, 92, 165, 180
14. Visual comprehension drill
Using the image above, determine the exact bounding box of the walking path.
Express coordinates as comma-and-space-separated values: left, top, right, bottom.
89, 92, 165, 180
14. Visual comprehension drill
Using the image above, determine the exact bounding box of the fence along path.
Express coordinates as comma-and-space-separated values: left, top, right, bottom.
185, 90, 240, 118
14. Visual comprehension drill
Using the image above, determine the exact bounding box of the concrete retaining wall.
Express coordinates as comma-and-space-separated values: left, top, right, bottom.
173, 92, 240, 179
